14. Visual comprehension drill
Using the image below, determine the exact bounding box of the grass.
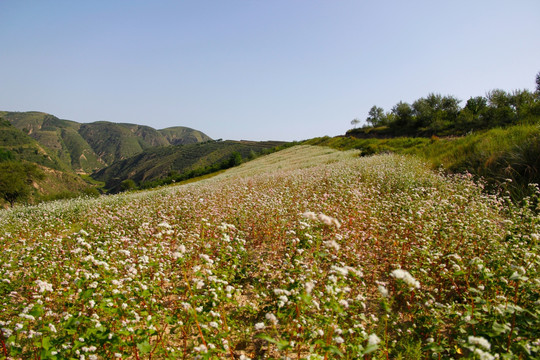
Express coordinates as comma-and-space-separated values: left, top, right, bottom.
0, 145, 538, 359
305, 124, 540, 201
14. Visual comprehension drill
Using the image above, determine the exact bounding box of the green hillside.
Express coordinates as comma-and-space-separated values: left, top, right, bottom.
0, 117, 69, 171
92, 140, 285, 192
159, 126, 212, 145
305, 123, 540, 200
1, 111, 212, 173
1, 111, 214, 204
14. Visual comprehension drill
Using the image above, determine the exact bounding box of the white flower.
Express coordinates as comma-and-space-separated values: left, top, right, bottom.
305, 281, 315, 294
302, 211, 318, 221
49, 324, 57, 333
265, 313, 278, 325
331, 266, 349, 276
317, 213, 341, 228
254, 322, 265, 330
194, 344, 207, 352
35, 280, 53, 293
474, 348, 495, 360
323, 240, 340, 251
200, 254, 214, 265
157, 222, 172, 229
378, 285, 389, 298
209, 321, 219, 329
468, 336, 491, 350
390, 269, 420, 289
368, 333, 381, 345
334, 336, 344, 344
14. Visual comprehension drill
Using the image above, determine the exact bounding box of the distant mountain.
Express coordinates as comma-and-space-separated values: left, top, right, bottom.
92, 140, 285, 192
0, 111, 212, 173
0, 117, 71, 171
159, 126, 211, 145
0, 118, 100, 203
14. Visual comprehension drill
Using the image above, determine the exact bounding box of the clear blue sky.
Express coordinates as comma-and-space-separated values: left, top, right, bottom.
1, 1, 539, 141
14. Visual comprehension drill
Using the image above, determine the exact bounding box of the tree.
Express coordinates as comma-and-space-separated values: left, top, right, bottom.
485, 89, 514, 126
411, 93, 461, 134
350, 118, 361, 129
366, 106, 385, 127
391, 101, 414, 131
0, 161, 44, 207
536, 71, 540, 94
228, 152, 243, 167
120, 179, 137, 192
456, 96, 488, 132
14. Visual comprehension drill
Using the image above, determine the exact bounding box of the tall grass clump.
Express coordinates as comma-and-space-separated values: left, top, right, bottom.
0, 146, 538, 359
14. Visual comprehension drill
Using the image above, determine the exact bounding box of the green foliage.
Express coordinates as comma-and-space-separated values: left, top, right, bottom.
0, 161, 44, 207
1, 111, 212, 173
353, 75, 540, 138
306, 124, 540, 201
0, 148, 13, 161
1, 110, 214, 202
120, 179, 138, 192
95, 140, 288, 193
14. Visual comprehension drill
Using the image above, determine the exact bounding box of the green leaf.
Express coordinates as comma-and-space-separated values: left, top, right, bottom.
256, 334, 291, 350
137, 340, 152, 354
362, 344, 379, 355
42, 336, 51, 350
29, 306, 44, 318
491, 321, 511, 335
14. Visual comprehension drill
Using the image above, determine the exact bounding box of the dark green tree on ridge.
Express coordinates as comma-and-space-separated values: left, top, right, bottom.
0, 161, 44, 207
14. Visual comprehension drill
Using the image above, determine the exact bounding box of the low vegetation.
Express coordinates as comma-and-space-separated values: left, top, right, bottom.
1, 146, 538, 359
92, 140, 290, 193
306, 123, 540, 201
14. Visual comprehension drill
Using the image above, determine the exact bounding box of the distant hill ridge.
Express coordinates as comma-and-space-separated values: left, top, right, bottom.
92, 139, 286, 192
0, 111, 212, 173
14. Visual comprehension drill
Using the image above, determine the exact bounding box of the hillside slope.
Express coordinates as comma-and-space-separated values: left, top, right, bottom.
0, 118, 71, 171
0, 111, 212, 173
1, 146, 537, 358
305, 123, 540, 199
92, 140, 285, 191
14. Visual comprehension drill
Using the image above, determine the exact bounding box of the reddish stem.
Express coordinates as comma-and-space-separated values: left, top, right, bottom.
0, 330, 8, 358
131, 335, 140, 360
507, 281, 520, 352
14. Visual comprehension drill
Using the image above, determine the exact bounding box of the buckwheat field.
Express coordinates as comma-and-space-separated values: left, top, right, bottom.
1, 146, 538, 359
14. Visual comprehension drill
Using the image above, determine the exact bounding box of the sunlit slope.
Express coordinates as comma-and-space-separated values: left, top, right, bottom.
0, 146, 538, 359
1, 111, 212, 173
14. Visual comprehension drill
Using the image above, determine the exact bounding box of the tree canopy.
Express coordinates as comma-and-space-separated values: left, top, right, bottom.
0, 161, 44, 207
358, 90, 539, 137
351, 72, 540, 137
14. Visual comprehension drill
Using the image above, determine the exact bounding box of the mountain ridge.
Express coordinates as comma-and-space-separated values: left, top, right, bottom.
0, 110, 212, 174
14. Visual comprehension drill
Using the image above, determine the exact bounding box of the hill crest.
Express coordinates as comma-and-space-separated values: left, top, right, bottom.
0, 111, 212, 173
